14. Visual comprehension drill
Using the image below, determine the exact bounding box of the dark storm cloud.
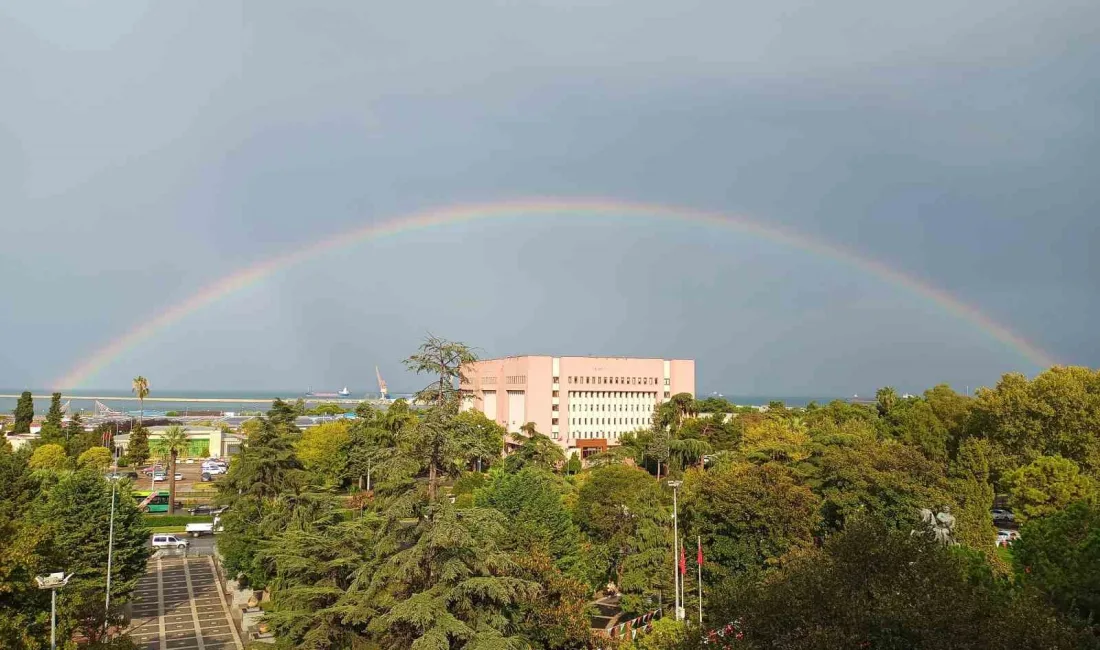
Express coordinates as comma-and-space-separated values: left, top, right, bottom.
0, 0, 1096, 395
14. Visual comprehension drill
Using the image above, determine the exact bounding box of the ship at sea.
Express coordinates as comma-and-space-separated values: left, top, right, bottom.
305, 386, 351, 398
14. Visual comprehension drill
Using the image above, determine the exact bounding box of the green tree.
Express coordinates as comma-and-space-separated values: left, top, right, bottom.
29, 443, 70, 471
131, 376, 149, 429
364, 501, 540, 649
19, 469, 150, 644
0, 440, 37, 646
948, 438, 997, 550
505, 424, 565, 473
884, 398, 950, 462
632, 617, 688, 650
923, 383, 972, 443
401, 335, 477, 500
403, 334, 477, 407
812, 438, 953, 532
511, 550, 595, 650
78, 446, 113, 471
1013, 500, 1100, 628
970, 367, 1100, 479
683, 462, 820, 582
1004, 455, 1095, 523
741, 416, 810, 464
296, 420, 351, 486
875, 385, 899, 418
260, 508, 378, 649
126, 424, 150, 467
453, 410, 505, 471
574, 465, 671, 613
565, 452, 582, 475
222, 417, 306, 500
161, 425, 190, 515
727, 516, 1085, 649
39, 392, 65, 444
12, 390, 33, 434
342, 421, 393, 493
475, 467, 581, 570
268, 398, 303, 434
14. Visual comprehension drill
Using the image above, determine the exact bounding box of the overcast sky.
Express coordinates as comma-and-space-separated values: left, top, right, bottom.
1, 1, 1097, 397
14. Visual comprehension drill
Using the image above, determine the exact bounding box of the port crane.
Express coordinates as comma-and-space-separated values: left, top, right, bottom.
375, 366, 389, 400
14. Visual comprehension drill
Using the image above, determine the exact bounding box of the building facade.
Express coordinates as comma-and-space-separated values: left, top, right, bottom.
460, 356, 695, 453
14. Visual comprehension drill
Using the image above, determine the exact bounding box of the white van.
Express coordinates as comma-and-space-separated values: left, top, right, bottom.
151, 534, 189, 549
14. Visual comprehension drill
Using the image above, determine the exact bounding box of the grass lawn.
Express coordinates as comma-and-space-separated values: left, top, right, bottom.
143, 514, 213, 528
149, 525, 187, 534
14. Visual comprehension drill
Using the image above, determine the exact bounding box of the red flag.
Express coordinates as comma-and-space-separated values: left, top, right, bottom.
679, 543, 687, 575
697, 538, 704, 567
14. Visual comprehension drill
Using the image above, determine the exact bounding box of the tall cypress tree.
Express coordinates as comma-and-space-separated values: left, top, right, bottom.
127, 425, 151, 467
12, 391, 34, 434
39, 393, 64, 444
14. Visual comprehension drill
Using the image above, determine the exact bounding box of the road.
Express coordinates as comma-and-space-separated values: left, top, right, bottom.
128, 546, 243, 650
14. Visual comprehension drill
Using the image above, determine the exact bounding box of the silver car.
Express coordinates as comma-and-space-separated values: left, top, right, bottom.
151, 534, 189, 550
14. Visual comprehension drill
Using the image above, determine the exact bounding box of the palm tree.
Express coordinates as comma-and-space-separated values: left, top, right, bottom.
161, 425, 189, 515
876, 386, 898, 418
132, 376, 150, 428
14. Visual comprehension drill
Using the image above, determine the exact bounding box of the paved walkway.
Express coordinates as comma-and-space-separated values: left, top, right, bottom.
129, 554, 243, 650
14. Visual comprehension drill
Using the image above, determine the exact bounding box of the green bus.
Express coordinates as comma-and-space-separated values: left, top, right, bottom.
134, 490, 171, 514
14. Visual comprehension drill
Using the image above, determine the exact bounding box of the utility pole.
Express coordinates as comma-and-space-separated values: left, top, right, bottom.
668, 479, 683, 621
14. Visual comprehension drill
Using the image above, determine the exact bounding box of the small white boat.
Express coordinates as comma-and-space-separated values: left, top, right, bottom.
338, 386, 351, 396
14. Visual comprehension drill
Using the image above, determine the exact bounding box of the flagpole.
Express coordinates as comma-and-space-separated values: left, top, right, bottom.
697, 535, 703, 625
672, 489, 679, 619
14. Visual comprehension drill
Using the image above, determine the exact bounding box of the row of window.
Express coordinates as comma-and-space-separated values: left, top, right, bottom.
568, 391, 659, 400
481, 377, 497, 384
569, 403, 651, 412
506, 375, 526, 384
570, 417, 652, 426
567, 375, 663, 386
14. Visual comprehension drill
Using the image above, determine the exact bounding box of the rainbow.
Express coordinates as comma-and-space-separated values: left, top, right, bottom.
52, 197, 1057, 389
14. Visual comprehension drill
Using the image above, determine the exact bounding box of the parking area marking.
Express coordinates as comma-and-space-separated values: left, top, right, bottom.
129, 555, 242, 650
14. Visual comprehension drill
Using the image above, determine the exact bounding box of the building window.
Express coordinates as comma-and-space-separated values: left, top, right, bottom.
664, 378, 670, 386
552, 404, 559, 411
664, 391, 671, 399
552, 390, 558, 397
553, 376, 559, 383
552, 418, 558, 425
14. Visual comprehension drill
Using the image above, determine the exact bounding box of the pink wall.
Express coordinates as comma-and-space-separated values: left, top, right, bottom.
462, 355, 695, 451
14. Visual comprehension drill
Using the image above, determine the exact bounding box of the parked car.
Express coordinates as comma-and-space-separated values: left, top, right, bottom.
991, 508, 1015, 523
151, 534, 189, 550
143, 464, 165, 476
105, 471, 139, 481
152, 471, 167, 482
996, 529, 1019, 547
187, 504, 227, 516
174, 473, 184, 481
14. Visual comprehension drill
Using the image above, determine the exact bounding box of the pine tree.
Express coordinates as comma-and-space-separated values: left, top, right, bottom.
365, 501, 540, 649
12, 391, 33, 434
127, 425, 151, 467
39, 393, 64, 444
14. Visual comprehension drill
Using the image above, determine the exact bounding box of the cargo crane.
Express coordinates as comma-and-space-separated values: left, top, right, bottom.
376, 366, 389, 400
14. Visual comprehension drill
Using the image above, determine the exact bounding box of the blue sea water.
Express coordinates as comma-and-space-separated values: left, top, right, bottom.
0, 388, 841, 416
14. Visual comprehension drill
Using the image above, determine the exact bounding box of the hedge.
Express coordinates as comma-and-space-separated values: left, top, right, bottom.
143, 514, 213, 528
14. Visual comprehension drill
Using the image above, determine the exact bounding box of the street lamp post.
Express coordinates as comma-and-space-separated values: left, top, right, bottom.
36, 572, 72, 650
105, 457, 118, 628
668, 479, 683, 621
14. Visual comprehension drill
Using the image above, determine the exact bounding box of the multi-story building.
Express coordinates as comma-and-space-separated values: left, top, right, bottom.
460, 356, 695, 454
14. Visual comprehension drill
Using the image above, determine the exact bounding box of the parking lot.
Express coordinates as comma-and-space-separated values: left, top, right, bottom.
129, 550, 242, 650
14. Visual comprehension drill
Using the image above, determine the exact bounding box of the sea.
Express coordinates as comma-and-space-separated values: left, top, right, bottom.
0, 389, 840, 417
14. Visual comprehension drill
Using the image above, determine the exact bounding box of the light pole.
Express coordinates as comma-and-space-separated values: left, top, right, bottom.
36, 572, 72, 650
105, 457, 118, 629
667, 479, 683, 621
